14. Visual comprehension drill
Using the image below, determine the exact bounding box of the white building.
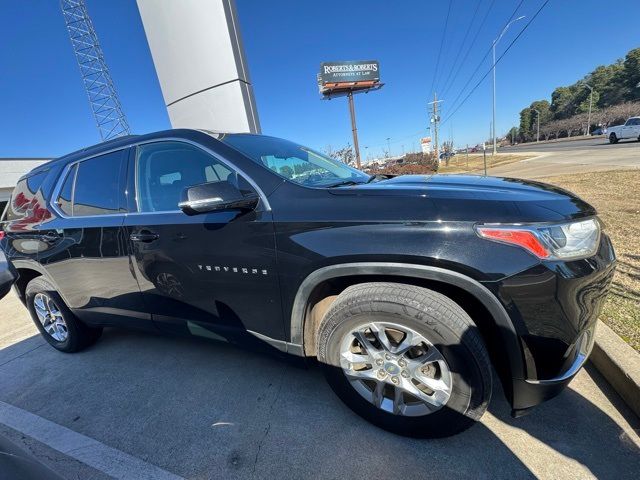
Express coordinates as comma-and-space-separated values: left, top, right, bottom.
0, 158, 50, 212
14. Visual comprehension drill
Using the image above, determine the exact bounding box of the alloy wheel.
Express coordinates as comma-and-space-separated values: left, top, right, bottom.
339, 321, 452, 417
33, 292, 68, 342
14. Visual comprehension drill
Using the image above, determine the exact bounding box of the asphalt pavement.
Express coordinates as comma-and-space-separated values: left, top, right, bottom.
489, 136, 639, 179
500, 136, 617, 152
0, 291, 639, 480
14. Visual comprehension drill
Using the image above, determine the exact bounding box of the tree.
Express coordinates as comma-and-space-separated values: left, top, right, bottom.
588, 62, 625, 107
551, 86, 578, 119
517, 46, 640, 130
507, 127, 519, 144
279, 165, 294, 178
325, 144, 356, 166
577, 89, 599, 114
624, 47, 640, 101
519, 107, 533, 141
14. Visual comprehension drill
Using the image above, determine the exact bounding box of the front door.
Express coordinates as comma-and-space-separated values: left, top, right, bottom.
629, 118, 640, 138
123, 140, 284, 349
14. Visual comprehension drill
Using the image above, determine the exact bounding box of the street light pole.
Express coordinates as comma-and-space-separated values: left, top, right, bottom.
583, 83, 594, 136
533, 108, 540, 142
492, 15, 525, 155
386, 137, 391, 157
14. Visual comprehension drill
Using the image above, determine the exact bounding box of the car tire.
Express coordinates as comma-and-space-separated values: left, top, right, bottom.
316, 282, 492, 438
25, 277, 102, 353
609, 133, 618, 144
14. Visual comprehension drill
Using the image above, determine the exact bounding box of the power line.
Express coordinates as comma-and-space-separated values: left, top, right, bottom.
441, 0, 496, 99
442, 0, 527, 120
441, 0, 551, 127
429, 0, 452, 96
439, 0, 485, 99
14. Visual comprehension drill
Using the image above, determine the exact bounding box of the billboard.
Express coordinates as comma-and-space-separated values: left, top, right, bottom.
319, 60, 380, 85
420, 137, 432, 154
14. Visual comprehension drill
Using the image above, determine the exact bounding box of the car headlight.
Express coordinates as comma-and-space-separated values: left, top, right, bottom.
475, 218, 601, 260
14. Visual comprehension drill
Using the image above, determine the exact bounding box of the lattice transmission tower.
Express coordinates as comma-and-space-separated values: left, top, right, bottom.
61, 0, 131, 141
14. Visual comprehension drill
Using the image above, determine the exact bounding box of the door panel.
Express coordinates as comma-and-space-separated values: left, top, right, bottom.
38, 148, 151, 328
125, 141, 283, 345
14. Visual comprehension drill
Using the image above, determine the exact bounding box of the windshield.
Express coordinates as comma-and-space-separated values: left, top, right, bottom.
218, 134, 370, 187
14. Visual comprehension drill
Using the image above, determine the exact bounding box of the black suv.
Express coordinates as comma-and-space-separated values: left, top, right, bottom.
0, 129, 615, 437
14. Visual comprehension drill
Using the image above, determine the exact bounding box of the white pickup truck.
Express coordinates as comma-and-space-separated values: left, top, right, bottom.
608, 116, 640, 143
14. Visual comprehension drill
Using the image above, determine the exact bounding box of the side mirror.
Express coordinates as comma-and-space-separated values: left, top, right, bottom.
178, 181, 259, 216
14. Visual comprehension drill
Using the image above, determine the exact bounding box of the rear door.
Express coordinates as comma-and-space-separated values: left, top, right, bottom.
123, 140, 284, 349
37, 148, 151, 328
622, 118, 637, 138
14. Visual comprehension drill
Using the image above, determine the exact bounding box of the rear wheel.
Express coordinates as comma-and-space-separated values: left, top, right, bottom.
317, 282, 492, 438
609, 133, 618, 144
25, 277, 102, 352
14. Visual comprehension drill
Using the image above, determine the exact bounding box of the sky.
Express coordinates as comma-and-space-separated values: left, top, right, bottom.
0, 0, 638, 159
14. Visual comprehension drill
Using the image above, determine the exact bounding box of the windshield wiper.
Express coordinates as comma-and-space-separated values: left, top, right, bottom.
325, 180, 362, 188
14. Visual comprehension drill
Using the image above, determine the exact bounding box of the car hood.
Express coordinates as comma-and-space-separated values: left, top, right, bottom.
328, 174, 596, 222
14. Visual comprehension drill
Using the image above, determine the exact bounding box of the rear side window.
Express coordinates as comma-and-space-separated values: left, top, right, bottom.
56, 164, 76, 217
55, 150, 127, 217
4, 170, 48, 221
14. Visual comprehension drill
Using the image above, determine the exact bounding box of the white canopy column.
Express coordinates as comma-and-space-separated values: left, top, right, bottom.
137, 0, 260, 133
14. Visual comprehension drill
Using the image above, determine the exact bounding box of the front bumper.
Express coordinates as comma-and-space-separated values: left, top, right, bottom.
510, 325, 596, 416
488, 232, 616, 412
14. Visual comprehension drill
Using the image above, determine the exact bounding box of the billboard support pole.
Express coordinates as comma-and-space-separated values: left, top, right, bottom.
347, 92, 362, 169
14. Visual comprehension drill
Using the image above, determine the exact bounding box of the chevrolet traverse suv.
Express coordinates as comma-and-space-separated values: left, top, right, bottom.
0, 129, 616, 437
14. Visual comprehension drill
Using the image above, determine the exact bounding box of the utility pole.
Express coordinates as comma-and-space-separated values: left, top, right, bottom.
347, 92, 362, 168
492, 15, 525, 155
386, 137, 391, 157
533, 108, 540, 142
583, 83, 594, 136
428, 93, 443, 161
466, 144, 469, 170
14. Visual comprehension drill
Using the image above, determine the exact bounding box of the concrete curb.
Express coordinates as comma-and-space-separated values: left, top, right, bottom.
590, 320, 640, 418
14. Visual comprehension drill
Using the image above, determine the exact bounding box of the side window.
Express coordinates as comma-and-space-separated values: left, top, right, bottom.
56, 164, 77, 217
135, 141, 240, 213
68, 150, 127, 217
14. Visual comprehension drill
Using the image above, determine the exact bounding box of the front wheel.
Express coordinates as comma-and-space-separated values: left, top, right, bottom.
609, 133, 618, 144
317, 283, 492, 438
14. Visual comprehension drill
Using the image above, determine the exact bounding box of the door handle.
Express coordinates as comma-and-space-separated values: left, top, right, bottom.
130, 230, 159, 243
41, 232, 61, 243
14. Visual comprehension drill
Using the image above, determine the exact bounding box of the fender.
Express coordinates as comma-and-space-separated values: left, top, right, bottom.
10, 259, 65, 303
289, 262, 525, 381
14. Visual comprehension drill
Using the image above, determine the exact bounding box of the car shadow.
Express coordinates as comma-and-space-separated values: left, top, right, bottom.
0, 327, 639, 479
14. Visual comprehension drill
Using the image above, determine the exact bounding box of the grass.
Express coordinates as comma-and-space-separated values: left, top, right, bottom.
438, 153, 532, 174
543, 169, 640, 351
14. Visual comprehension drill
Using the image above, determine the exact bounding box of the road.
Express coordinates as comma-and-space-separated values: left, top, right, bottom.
489, 136, 639, 179
0, 290, 639, 480
500, 137, 625, 152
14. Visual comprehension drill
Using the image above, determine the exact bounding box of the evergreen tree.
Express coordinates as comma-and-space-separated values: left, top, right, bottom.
624, 47, 640, 100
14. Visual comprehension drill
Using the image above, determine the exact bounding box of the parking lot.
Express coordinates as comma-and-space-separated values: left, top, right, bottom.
1, 291, 639, 479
